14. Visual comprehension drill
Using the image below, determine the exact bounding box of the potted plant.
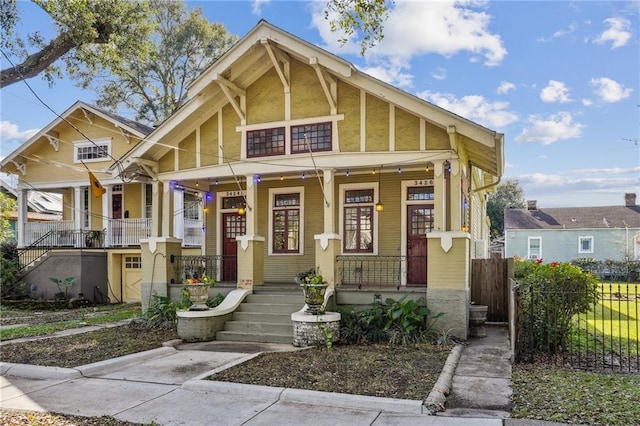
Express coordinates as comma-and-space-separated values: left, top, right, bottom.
295, 268, 328, 315
183, 275, 215, 311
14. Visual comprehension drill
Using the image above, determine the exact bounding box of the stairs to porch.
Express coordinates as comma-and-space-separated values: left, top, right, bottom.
216, 284, 304, 344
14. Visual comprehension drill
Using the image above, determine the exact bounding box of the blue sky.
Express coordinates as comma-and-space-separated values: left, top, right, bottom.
1, 0, 638, 208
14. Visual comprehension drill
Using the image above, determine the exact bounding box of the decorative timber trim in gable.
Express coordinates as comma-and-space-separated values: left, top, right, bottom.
261, 38, 290, 93
10, 160, 27, 176
45, 131, 60, 151
80, 107, 94, 124
213, 73, 246, 124
115, 125, 132, 144
310, 57, 337, 115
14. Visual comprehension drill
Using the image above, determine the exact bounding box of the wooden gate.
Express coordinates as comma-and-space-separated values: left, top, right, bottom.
471, 258, 514, 322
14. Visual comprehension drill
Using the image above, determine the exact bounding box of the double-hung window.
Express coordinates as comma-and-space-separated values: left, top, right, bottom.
528, 237, 542, 260
270, 189, 303, 254
247, 127, 285, 157
344, 189, 374, 253
578, 236, 594, 254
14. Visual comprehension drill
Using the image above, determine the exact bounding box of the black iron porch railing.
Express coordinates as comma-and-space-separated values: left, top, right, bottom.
171, 255, 237, 283
337, 255, 426, 289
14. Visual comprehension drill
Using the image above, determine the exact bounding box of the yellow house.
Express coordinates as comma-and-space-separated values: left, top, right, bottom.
117, 21, 504, 338
0, 101, 203, 303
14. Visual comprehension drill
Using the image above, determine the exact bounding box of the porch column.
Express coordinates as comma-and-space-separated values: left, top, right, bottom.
449, 159, 462, 231
150, 181, 163, 237
16, 188, 28, 247
236, 174, 264, 289
426, 231, 471, 340
161, 181, 175, 237
102, 185, 111, 246
433, 160, 447, 231
315, 169, 341, 288
73, 186, 82, 230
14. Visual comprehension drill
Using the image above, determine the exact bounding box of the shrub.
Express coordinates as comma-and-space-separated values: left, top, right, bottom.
141, 292, 225, 327
516, 259, 599, 353
1, 240, 30, 300
338, 295, 444, 345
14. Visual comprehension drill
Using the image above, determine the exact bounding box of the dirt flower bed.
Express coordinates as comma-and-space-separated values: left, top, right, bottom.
210, 342, 453, 400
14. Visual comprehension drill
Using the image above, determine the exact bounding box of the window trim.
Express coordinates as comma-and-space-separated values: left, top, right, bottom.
268, 186, 304, 255
578, 236, 594, 254
73, 138, 112, 163
246, 127, 285, 158
291, 122, 332, 154
339, 182, 380, 255
527, 236, 542, 260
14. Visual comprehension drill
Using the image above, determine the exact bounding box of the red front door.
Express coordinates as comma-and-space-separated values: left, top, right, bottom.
407, 205, 431, 285
222, 212, 245, 282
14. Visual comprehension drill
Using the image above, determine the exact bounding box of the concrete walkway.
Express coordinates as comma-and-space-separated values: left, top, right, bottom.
1, 325, 571, 425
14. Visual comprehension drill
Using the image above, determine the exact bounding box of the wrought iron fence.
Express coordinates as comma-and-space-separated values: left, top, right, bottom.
171, 255, 237, 283
514, 281, 639, 372
337, 255, 424, 289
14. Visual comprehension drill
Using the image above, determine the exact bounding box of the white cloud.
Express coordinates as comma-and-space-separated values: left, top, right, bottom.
431, 67, 447, 81
515, 112, 584, 144
251, 0, 270, 15
361, 61, 414, 89
590, 77, 633, 103
540, 80, 572, 103
582, 98, 594, 106
418, 91, 518, 129
593, 17, 632, 49
310, 0, 507, 84
537, 23, 578, 42
497, 81, 515, 94
0, 120, 39, 142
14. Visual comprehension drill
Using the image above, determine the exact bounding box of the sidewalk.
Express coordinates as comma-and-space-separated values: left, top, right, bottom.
1, 326, 570, 425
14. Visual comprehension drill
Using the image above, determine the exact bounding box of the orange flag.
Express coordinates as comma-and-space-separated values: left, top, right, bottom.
89, 171, 106, 198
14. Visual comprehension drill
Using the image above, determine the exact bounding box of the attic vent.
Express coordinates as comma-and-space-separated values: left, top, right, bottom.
527, 200, 537, 210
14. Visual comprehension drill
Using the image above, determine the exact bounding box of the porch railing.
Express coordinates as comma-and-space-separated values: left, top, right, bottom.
24, 221, 74, 245
172, 254, 237, 283
337, 255, 424, 289
107, 218, 152, 247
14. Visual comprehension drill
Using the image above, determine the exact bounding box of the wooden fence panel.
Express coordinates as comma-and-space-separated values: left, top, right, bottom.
471, 258, 514, 322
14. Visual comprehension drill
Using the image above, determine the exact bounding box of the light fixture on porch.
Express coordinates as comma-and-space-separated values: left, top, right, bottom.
238, 203, 246, 215
375, 166, 384, 212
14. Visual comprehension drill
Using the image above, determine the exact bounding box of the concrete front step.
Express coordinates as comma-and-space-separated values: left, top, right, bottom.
244, 293, 303, 304
230, 311, 293, 324
216, 330, 293, 344
224, 321, 293, 335
236, 303, 302, 314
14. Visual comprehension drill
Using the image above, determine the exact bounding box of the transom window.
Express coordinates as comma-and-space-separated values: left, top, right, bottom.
222, 196, 245, 210
344, 189, 374, 253
407, 187, 434, 201
74, 138, 111, 163
272, 193, 300, 254
125, 256, 142, 269
291, 122, 332, 153
578, 236, 594, 253
247, 127, 285, 157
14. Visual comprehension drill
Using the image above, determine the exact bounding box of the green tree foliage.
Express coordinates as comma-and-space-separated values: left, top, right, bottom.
326, 0, 391, 55
0, 192, 17, 243
515, 259, 600, 354
70, 0, 237, 124
0, 0, 152, 88
487, 178, 526, 238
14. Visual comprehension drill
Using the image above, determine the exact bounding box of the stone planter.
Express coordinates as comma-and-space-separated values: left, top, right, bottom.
469, 304, 488, 337
300, 283, 328, 314
291, 311, 341, 347
185, 284, 209, 311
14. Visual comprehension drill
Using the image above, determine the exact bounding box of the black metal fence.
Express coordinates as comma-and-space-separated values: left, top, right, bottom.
337, 255, 426, 289
514, 281, 639, 372
171, 255, 237, 283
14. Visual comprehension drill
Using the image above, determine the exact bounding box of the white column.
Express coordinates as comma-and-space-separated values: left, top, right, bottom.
245, 174, 258, 236
17, 188, 28, 247
102, 185, 111, 245
449, 159, 462, 231
74, 186, 82, 230
322, 169, 335, 234
433, 160, 447, 231
151, 181, 163, 237
162, 181, 175, 237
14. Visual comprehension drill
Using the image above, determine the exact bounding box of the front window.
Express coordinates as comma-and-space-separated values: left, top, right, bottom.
344, 189, 374, 253
247, 127, 285, 157
144, 184, 152, 219
74, 138, 111, 163
528, 237, 542, 260
578, 236, 594, 254
184, 193, 200, 220
291, 122, 332, 153
82, 187, 90, 228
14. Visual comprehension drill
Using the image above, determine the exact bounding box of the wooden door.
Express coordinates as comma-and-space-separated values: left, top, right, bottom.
407, 205, 431, 285
222, 213, 245, 282
122, 255, 142, 302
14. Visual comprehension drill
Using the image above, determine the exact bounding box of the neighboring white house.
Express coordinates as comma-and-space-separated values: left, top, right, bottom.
504, 193, 640, 262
